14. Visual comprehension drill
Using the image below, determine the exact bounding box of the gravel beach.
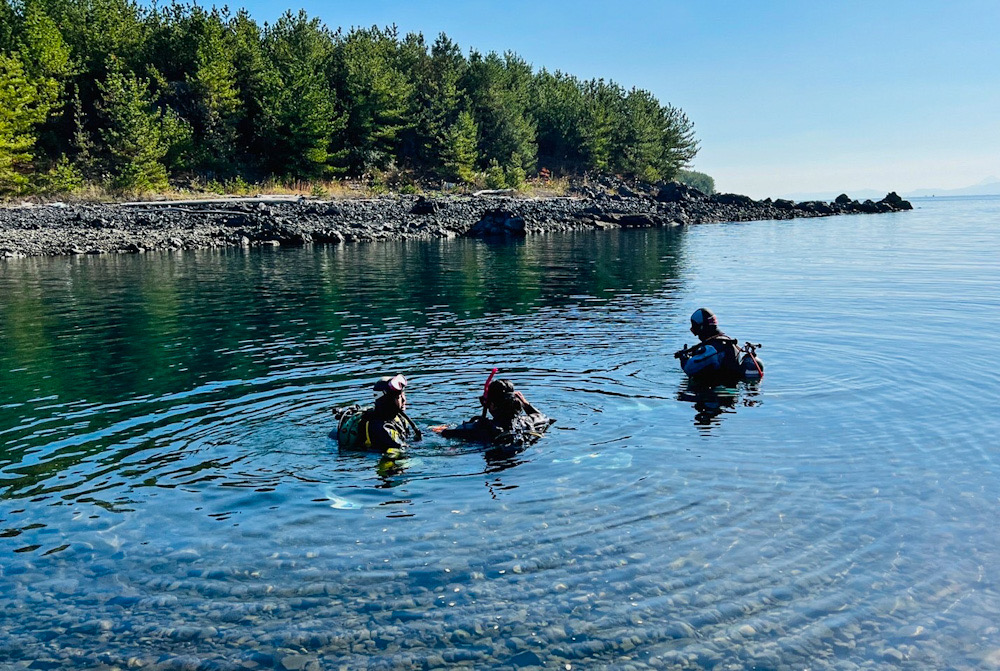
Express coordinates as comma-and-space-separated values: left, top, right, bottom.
0, 183, 913, 258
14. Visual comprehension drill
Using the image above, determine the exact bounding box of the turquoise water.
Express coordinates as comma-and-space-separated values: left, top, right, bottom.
1, 197, 999, 669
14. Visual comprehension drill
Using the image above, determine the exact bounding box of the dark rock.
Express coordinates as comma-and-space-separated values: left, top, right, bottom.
656, 181, 707, 203
409, 196, 439, 215
881, 191, 904, 206
313, 229, 344, 244
618, 214, 659, 228
857, 199, 880, 213
712, 193, 757, 207
880, 191, 913, 210
507, 650, 543, 667
796, 200, 835, 215
224, 213, 252, 227
466, 210, 526, 237
617, 184, 641, 199
835, 193, 852, 205
773, 199, 796, 210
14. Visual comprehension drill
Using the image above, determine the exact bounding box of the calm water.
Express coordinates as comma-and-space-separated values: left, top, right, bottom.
1, 197, 999, 670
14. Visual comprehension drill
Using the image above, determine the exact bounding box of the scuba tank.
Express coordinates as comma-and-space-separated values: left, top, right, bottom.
334, 405, 367, 448
739, 342, 764, 380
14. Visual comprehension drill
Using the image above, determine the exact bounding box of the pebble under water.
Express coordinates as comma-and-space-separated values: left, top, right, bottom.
2, 196, 999, 670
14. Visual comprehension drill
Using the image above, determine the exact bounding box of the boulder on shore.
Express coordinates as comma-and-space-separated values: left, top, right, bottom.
466, 210, 526, 237
712, 193, 756, 208
409, 196, 440, 215
796, 201, 835, 215
655, 181, 707, 203
879, 191, 913, 210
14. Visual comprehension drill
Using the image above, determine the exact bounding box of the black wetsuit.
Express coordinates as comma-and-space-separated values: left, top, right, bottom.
679, 329, 742, 383
441, 412, 554, 448
359, 409, 410, 452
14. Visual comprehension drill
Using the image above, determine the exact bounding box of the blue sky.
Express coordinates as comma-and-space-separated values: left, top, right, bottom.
236, 0, 999, 197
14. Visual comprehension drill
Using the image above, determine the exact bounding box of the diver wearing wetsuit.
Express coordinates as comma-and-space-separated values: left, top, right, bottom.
676, 308, 742, 383
360, 394, 409, 452
441, 379, 554, 448
336, 374, 421, 453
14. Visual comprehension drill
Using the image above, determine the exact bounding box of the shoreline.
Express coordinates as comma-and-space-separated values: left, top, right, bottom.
0, 184, 913, 259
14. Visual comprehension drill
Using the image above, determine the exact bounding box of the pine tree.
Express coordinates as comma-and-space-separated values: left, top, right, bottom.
0, 54, 49, 193
186, 12, 242, 172
463, 51, 537, 174
612, 88, 667, 181
531, 69, 586, 173
578, 80, 619, 173
16, 0, 73, 106
0, 0, 15, 53
229, 9, 280, 174
10, 0, 75, 168
440, 110, 478, 183
657, 104, 698, 181
261, 10, 342, 179
335, 25, 416, 175
98, 60, 174, 192
412, 33, 467, 172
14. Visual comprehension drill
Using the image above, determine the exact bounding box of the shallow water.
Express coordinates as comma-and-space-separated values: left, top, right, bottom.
2, 197, 999, 669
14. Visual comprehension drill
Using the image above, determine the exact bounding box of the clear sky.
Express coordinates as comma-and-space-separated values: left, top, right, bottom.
234, 0, 999, 198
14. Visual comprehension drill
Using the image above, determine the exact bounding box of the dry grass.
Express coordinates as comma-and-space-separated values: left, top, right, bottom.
4, 175, 577, 205
520, 176, 572, 198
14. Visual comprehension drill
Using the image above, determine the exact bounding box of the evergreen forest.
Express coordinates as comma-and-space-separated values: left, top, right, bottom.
0, 0, 702, 196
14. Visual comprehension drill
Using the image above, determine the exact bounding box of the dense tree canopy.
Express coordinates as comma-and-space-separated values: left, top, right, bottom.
0, 0, 701, 195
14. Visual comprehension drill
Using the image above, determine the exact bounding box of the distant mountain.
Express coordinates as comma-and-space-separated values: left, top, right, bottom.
906, 178, 1000, 198
780, 188, 889, 202
781, 178, 1000, 202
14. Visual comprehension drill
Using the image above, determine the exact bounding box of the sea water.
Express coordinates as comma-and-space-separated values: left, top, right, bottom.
1, 197, 998, 669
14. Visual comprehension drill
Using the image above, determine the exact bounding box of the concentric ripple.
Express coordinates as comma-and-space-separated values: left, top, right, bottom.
2, 199, 1000, 669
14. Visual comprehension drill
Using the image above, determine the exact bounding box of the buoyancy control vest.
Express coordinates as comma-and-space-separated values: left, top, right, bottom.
680, 334, 742, 379
336, 405, 409, 452
441, 412, 555, 448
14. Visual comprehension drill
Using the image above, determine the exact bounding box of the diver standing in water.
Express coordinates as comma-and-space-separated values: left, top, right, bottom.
334, 374, 422, 453
439, 372, 554, 449
675, 308, 763, 383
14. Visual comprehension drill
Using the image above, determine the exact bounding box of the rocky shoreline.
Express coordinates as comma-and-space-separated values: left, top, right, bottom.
0, 182, 913, 259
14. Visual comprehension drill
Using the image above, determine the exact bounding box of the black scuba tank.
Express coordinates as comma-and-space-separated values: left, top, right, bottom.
739, 343, 764, 380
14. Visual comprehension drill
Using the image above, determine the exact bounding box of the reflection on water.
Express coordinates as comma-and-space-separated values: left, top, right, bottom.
3, 200, 1000, 669
676, 379, 762, 430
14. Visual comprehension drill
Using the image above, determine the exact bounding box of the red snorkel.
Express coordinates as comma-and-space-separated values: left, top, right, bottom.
481, 368, 498, 417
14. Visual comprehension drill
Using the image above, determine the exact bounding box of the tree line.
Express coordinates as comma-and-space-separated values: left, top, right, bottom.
0, 0, 702, 195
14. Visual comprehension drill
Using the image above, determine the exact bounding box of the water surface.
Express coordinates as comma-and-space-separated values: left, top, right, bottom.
2, 197, 999, 669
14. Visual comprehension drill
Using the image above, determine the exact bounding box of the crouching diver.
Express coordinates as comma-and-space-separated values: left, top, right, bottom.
333, 374, 422, 454
675, 308, 764, 384
439, 371, 554, 450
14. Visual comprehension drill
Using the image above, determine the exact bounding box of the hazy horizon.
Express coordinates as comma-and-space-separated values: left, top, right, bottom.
223, 0, 998, 199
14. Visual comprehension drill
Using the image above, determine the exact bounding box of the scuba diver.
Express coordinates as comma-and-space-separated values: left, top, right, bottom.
333, 374, 422, 454
438, 371, 554, 450
674, 308, 764, 384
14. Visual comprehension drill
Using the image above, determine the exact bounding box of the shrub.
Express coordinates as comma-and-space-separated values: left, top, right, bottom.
484, 159, 506, 189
